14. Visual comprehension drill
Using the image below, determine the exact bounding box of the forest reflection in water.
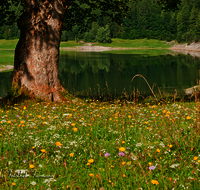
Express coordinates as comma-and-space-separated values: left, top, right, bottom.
58, 51, 200, 98
1, 51, 200, 98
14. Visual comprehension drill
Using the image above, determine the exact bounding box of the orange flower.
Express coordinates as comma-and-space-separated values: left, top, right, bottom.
41, 149, 46, 153
119, 147, 125, 152
56, 142, 62, 146
88, 159, 94, 163
156, 149, 160, 153
122, 162, 125, 165
89, 173, 94, 177
69, 153, 73, 157
29, 164, 34, 169
12, 183, 16, 186
73, 128, 78, 132
151, 180, 159, 185
194, 156, 198, 161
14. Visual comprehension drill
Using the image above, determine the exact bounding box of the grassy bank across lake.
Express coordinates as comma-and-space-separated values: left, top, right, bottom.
0, 98, 199, 189
0, 39, 174, 50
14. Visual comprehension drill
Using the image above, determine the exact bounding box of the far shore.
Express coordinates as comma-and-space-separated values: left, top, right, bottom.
1, 40, 200, 72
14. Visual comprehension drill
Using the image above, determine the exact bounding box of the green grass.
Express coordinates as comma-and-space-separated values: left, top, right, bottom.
60, 41, 84, 47
96, 39, 173, 49
0, 50, 15, 66
0, 97, 199, 189
0, 39, 18, 50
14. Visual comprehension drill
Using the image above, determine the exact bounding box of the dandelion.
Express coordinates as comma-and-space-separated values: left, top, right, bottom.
104, 153, 110, 158
151, 180, 159, 185
29, 165, 34, 169
88, 159, 94, 163
56, 142, 62, 146
194, 156, 198, 161
89, 173, 94, 177
119, 147, 125, 152
73, 128, 78, 132
69, 153, 73, 157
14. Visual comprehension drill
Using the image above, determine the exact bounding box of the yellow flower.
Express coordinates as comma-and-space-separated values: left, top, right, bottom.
88, 159, 94, 163
126, 161, 131, 165
56, 142, 62, 146
111, 165, 114, 168
87, 163, 90, 166
71, 123, 76, 127
69, 153, 73, 157
168, 145, 173, 148
186, 116, 191, 120
73, 128, 78, 132
20, 121, 25, 124
122, 141, 125, 144
194, 156, 198, 161
122, 162, 125, 165
12, 183, 16, 186
23, 106, 26, 110
130, 125, 134, 128
149, 162, 152, 166
151, 180, 159, 185
32, 146, 35, 149
119, 147, 125, 152
144, 121, 148, 124
89, 173, 94, 177
123, 174, 126, 177
163, 110, 166, 113
29, 164, 34, 169
156, 149, 160, 153
41, 149, 46, 153
198, 160, 200, 163
128, 115, 131, 118
7, 121, 11, 124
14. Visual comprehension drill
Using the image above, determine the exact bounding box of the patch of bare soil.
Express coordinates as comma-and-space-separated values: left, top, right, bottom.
0, 65, 14, 72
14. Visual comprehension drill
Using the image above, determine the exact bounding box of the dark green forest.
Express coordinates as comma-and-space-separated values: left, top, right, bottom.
1, 0, 200, 43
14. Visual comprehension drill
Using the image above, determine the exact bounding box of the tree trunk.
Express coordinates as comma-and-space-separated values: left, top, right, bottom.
13, 0, 70, 101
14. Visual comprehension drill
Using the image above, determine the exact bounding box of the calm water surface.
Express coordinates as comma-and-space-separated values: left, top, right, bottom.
1, 51, 200, 98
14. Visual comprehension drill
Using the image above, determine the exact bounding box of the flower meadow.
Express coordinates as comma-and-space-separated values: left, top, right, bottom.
0, 98, 200, 189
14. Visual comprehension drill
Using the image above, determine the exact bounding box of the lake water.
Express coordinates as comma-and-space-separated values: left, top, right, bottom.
1, 50, 200, 98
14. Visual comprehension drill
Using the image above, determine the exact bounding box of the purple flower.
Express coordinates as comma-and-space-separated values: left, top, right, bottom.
149, 166, 156, 170
127, 147, 130, 149
119, 152, 125, 156
104, 153, 110, 158
17, 115, 19, 117
52, 107, 55, 109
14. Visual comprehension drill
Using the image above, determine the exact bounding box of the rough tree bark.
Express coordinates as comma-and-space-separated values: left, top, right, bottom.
13, 0, 71, 101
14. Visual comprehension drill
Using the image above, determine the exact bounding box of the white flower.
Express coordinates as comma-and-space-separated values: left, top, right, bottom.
30, 181, 36, 186
170, 163, 179, 168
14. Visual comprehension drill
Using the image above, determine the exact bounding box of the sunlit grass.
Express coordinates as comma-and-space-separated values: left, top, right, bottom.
96, 38, 173, 49
0, 97, 199, 189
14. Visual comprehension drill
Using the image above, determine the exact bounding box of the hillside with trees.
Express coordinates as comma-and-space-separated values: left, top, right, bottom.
0, 0, 199, 43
